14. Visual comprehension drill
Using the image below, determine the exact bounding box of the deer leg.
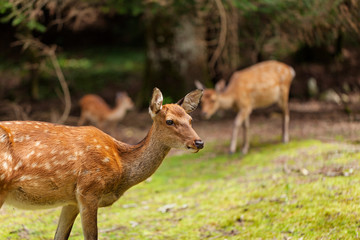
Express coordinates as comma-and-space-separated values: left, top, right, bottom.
278, 93, 290, 143
282, 104, 290, 143
230, 108, 252, 154
0, 191, 6, 209
241, 116, 250, 154
54, 205, 79, 240
78, 197, 99, 240
78, 113, 86, 126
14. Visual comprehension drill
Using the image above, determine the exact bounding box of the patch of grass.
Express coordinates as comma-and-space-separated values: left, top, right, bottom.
1, 139, 360, 239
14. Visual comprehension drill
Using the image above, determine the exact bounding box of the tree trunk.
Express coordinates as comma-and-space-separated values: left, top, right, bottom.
138, 8, 208, 107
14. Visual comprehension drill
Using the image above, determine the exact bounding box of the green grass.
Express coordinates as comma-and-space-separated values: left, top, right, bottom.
1, 139, 360, 239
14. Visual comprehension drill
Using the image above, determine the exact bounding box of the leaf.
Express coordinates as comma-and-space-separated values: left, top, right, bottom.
27, 20, 46, 32
0, 1, 12, 14
12, 15, 25, 26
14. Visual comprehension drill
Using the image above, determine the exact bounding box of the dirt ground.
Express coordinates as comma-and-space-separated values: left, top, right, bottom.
1, 97, 359, 150
112, 98, 360, 152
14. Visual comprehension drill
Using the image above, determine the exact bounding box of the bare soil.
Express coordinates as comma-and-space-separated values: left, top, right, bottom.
113, 98, 360, 151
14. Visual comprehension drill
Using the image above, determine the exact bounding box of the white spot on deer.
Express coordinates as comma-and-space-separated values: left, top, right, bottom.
36, 152, 42, 157
44, 129, 49, 133
15, 121, 21, 125
26, 150, 35, 159
103, 157, 110, 163
31, 162, 38, 168
0, 174, 5, 180
3, 122, 11, 125
105, 146, 110, 150
96, 145, 101, 149
35, 141, 41, 147
68, 155, 77, 161
14, 136, 24, 142
53, 160, 62, 165
93, 139, 98, 143
25, 135, 31, 141
51, 149, 57, 154
44, 162, 51, 170
2, 161, 8, 170
74, 150, 84, 156
0, 134, 7, 143
26, 122, 32, 125
19, 175, 33, 181
3, 152, 12, 161
34, 125, 40, 128
14, 161, 23, 171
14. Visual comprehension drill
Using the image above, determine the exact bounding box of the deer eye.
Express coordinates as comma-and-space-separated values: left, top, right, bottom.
166, 120, 174, 126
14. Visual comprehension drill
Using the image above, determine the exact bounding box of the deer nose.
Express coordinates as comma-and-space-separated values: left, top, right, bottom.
194, 140, 204, 149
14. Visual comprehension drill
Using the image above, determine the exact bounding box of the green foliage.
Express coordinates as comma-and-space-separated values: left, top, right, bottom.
57, 47, 145, 94
102, 0, 145, 16
0, 1, 46, 32
232, 0, 359, 60
0, 1, 12, 14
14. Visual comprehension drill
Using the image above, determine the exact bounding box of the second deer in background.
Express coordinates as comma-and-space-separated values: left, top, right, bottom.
196, 60, 295, 155
78, 92, 134, 133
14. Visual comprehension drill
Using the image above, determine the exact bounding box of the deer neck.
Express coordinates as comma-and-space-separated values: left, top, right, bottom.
218, 89, 235, 110
107, 103, 127, 121
119, 124, 171, 187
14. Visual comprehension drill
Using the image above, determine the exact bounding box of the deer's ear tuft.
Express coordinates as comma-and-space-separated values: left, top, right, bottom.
149, 88, 163, 118
177, 89, 203, 113
215, 79, 226, 92
194, 80, 205, 90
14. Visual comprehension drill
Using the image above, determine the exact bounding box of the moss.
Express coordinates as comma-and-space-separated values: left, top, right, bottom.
1, 139, 359, 239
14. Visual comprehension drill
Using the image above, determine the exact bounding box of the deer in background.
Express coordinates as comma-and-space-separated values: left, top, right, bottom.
0, 88, 204, 240
78, 92, 135, 132
196, 60, 295, 154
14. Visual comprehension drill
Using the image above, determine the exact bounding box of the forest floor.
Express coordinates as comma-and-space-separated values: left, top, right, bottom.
114, 97, 360, 149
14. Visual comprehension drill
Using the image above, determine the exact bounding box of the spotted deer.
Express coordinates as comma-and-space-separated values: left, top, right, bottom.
78, 92, 135, 131
0, 88, 204, 240
196, 60, 295, 154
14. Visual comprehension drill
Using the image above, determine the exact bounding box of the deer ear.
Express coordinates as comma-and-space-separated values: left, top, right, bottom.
149, 88, 163, 118
177, 89, 203, 113
194, 80, 205, 90
116, 92, 125, 98
215, 79, 226, 92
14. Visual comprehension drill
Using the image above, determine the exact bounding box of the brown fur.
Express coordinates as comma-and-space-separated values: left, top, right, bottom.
78, 92, 134, 132
198, 60, 295, 154
0, 88, 203, 240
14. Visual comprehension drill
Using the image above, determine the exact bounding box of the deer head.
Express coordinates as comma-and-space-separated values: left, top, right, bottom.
115, 91, 135, 111
195, 80, 226, 119
149, 88, 204, 152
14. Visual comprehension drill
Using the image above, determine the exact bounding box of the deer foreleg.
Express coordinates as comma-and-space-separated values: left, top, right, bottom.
77, 113, 86, 126
282, 107, 290, 143
279, 86, 290, 143
230, 108, 252, 154
78, 196, 99, 240
241, 116, 250, 154
0, 191, 6, 209
54, 205, 79, 240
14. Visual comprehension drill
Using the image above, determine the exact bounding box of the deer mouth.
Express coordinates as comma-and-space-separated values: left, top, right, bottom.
186, 145, 200, 153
